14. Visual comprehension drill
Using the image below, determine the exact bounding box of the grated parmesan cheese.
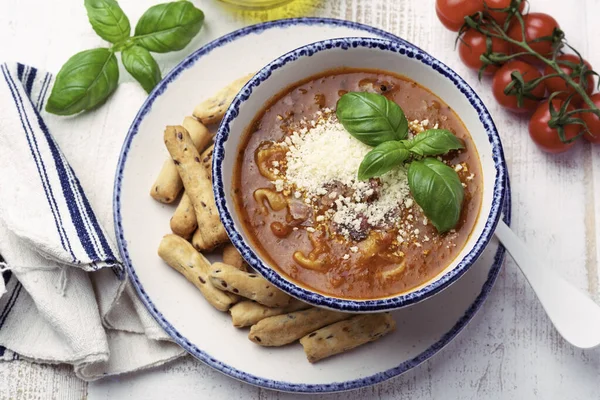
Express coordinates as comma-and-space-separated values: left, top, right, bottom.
281, 115, 410, 234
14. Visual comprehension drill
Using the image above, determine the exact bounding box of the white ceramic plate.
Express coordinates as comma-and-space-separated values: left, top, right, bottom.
114, 18, 511, 393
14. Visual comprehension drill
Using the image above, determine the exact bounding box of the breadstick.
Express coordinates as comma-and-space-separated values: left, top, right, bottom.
299, 313, 396, 363
150, 117, 212, 203
200, 144, 214, 181
248, 308, 351, 347
164, 125, 228, 251
209, 262, 290, 308
158, 234, 238, 311
229, 298, 311, 328
222, 243, 246, 271
170, 192, 196, 238
193, 73, 255, 125
191, 227, 207, 252
150, 159, 181, 203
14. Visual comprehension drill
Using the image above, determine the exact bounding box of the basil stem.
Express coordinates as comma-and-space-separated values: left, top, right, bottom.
134, 1, 204, 53
336, 92, 408, 146
358, 141, 409, 180
46, 48, 119, 116
121, 46, 161, 93
403, 129, 465, 156
408, 158, 464, 233
84, 0, 130, 44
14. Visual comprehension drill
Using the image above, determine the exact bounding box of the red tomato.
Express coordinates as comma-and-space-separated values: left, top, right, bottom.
436, 0, 484, 32
581, 93, 600, 144
529, 99, 581, 153
492, 60, 546, 113
484, 0, 526, 24
459, 28, 511, 74
543, 54, 595, 100
508, 13, 561, 61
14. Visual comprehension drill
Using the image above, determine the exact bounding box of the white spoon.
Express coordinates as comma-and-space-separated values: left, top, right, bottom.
494, 220, 600, 349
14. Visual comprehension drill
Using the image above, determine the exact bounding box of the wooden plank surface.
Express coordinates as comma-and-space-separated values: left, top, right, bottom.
1, 0, 600, 399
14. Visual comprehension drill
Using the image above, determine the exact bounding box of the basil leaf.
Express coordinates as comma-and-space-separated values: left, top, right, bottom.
46, 48, 119, 116
408, 158, 464, 233
336, 92, 408, 146
134, 1, 204, 53
84, 0, 130, 44
122, 46, 161, 93
358, 141, 409, 180
404, 129, 464, 157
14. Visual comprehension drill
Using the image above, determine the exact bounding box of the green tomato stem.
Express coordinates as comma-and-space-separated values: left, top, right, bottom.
476, 19, 600, 119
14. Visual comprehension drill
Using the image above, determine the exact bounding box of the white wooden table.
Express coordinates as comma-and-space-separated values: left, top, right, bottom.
1, 0, 600, 398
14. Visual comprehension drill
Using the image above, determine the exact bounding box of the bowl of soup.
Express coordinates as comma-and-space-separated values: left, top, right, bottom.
213, 37, 507, 312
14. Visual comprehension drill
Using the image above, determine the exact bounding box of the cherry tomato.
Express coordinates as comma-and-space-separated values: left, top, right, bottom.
484, 0, 526, 24
492, 60, 546, 113
581, 93, 600, 144
543, 54, 595, 100
507, 13, 560, 61
436, 0, 484, 32
459, 28, 511, 74
529, 99, 581, 153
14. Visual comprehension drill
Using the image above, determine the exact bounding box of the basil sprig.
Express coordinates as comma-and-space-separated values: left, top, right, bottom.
337, 91, 466, 233
408, 159, 464, 232
336, 92, 408, 146
46, 0, 204, 116
134, 1, 205, 53
45, 49, 119, 116
358, 141, 410, 181
121, 46, 161, 93
402, 129, 464, 156
84, 0, 130, 44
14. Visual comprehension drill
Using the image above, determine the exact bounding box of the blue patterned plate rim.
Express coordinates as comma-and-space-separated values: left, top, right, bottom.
214, 36, 507, 312
113, 18, 511, 393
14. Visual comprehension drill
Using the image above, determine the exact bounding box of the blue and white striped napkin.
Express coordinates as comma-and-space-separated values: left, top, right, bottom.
0, 63, 185, 380
0, 63, 122, 274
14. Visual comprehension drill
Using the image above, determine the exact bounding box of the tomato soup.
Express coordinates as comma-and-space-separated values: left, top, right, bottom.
233, 68, 483, 299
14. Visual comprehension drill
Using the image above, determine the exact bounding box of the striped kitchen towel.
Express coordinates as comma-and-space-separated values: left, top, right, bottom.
0, 63, 185, 380
0, 63, 122, 274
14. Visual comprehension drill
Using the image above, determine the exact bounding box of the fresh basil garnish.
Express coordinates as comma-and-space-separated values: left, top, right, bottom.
336, 92, 408, 146
408, 158, 464, 233
336, 92, 467, 232
46, 48, 119, 116
134, 1, 204, 53
46, 1, 205, 116
403, 129, 464, 156
121, 46, 161, 93
358, 141, 409, 181
84, 0, 130, 44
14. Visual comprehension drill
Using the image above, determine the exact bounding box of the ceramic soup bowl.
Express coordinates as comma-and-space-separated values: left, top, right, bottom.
214, 37, 507, 312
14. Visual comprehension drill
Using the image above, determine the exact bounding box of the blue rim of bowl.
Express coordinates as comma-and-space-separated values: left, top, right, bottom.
114, 18, 511, 393
214, 36, 507, 312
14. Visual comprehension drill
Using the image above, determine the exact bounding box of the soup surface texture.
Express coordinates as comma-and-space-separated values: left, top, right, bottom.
233, 69, 482, 299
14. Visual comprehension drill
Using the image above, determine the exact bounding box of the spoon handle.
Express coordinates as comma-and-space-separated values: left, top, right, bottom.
494, 220, 600, 349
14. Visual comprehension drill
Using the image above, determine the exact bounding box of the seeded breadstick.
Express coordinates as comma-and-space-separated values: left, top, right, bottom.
209, 262, 290, 308
164, 126, 228, 251
150, 160, 181, 203
158, 234, 238, 311
191, 227, 207, 252
193, 73, 255, 125
222, 243, 246, 271
170, 193, 196, 238
248, 308, 351, 347
300, 313, 396, 363
150, 117, 212, 203
200, 144, 214, 181
229, 298, 311, 328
